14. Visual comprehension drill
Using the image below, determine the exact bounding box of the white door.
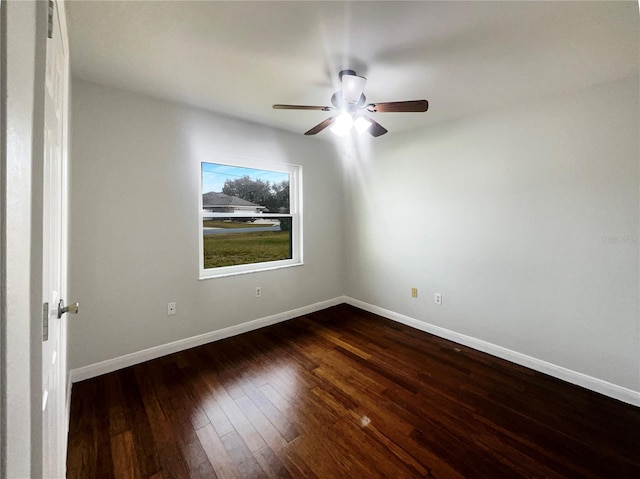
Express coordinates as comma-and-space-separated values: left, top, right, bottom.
42, 1, 70, 477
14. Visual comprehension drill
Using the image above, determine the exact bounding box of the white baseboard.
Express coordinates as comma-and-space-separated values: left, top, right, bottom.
69, 296, 348, 383
345, 297, 640, 408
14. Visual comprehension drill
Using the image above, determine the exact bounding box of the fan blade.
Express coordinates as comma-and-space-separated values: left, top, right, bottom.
367, 118, 388, 137
273, 104, 333, 111
304, 116, 336, 135
366, 100, 429, 113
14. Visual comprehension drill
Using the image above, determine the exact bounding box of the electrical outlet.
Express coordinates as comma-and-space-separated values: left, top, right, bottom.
255, 286, 262, 298
411, 288, 418, 298
435, 293, 442, 305
167, 302, 176, 315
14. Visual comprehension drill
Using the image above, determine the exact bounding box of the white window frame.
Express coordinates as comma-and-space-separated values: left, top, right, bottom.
198, 154, 303, 279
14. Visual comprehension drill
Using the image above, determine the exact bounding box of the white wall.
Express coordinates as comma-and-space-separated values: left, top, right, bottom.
68, 79, 345, 370
344, 76, 639, 393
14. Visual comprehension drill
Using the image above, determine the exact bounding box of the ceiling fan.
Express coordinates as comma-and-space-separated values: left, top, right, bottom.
273, 70, 428, 137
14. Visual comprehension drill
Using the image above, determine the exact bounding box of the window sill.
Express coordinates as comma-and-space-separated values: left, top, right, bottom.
199, 260, 304, 280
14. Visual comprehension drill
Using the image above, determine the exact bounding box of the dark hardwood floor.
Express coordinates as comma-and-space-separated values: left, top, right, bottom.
67, 304, 640, 478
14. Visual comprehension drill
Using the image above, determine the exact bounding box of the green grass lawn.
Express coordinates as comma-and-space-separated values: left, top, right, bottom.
203, 231, 291, 268
203, 220, 277, 229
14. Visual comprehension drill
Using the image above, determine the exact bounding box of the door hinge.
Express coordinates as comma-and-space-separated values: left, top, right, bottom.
47, 0, 54, 39
43, 302, 49, 341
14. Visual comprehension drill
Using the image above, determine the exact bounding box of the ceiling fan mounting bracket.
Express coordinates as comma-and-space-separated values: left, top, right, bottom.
338, 69, 357, 81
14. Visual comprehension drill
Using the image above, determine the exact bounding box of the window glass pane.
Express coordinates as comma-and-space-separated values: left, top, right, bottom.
202, 163, 290, 214
202, 216, 292, 268
201, 162, 295, 272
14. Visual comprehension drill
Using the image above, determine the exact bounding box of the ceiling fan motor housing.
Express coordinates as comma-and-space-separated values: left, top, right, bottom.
331, 91, 366, 111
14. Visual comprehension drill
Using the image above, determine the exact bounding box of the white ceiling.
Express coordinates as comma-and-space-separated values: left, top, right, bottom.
67, 1, 638, 137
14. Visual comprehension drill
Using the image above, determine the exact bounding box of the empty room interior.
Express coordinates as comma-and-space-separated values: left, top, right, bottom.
2, 1, 639, 478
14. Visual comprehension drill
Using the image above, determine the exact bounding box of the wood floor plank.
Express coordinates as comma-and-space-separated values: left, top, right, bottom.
67, 376, 115, 479
110, 430, 141, 479
194, 377, 236, 437
253, 445, 294, 479
196, 424, 240, 479
308, 385, 430, 478
103, 372, 131, 437
67, 304, 640, 478
238, 377, 300, 443
220, 430, 269, 479
172, 418, 218, 476
155, 450, 192, 479
215, 384, 267, 453
119, 368, 162, 477
234, 394, 288, 451
132, 364, 179, 460
282, 449, 321, 479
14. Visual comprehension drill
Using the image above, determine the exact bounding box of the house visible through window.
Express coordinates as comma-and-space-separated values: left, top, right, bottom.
199, 159, 302, 278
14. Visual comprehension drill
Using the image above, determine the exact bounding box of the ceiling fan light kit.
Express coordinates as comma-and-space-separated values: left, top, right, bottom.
354, 116, 373, 135
329, 112, 372, 137
330, 112, 354, 137
273, 70, 429, 137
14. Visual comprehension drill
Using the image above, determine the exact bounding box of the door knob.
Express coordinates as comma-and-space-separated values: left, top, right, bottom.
58, 299, 79, 319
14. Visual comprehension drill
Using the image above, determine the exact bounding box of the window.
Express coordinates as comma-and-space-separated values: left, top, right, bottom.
199, 157, 302, 278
